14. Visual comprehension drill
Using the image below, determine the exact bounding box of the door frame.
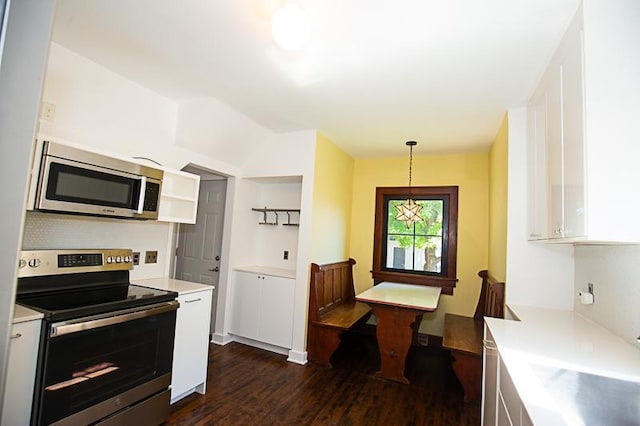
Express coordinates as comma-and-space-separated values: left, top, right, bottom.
169, 164, 231, 339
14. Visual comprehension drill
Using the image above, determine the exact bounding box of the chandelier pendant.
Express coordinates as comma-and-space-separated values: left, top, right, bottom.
396, 141, 423, 228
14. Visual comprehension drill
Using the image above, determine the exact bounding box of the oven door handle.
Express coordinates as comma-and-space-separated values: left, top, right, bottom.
50, 300, 179, 338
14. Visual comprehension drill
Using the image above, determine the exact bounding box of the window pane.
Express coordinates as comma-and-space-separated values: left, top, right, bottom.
386, 235, 442, 273
386, 199, 444, 274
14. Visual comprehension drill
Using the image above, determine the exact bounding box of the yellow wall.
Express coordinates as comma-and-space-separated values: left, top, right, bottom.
488, 115, 508, 283
349, 152, 489, 336
310, 132, 355, 263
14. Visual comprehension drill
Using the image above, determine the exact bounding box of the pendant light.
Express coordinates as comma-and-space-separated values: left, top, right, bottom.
395, 141, 423, 228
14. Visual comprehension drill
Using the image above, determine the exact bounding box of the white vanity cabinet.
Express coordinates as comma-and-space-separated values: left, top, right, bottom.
526, 1, 640, 243
2, 306, 43, 426
132, 278, 213, 404
230, 269, 295, 349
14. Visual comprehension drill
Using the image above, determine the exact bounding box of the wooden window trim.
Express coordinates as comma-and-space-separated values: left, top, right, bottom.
372, 186, 458, 295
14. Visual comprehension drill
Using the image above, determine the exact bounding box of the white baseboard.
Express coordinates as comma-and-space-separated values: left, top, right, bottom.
231, 335, 290, 356
212, 333, 234, 346
287, 349, 307, 365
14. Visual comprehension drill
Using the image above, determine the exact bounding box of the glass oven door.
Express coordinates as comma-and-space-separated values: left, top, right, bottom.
34, 302, 178, 425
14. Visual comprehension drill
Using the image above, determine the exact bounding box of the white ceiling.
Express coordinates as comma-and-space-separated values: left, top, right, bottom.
51, 0, 581, 158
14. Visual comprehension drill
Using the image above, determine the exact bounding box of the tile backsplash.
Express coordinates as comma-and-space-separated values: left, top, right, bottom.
22, 211, 173, 279
574, 245, 640, 347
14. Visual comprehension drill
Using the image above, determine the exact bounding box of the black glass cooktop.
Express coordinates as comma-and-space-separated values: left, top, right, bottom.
17, 283, 177, 321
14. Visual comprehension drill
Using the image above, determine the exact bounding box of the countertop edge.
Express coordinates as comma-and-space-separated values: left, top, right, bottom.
133, 277, 214, 295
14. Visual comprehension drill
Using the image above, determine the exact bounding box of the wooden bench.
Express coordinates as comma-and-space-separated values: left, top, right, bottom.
442, 270, 504, 402
307, 258, 372, 367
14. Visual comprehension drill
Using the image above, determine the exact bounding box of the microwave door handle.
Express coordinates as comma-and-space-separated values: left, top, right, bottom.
137, 176, 147, 214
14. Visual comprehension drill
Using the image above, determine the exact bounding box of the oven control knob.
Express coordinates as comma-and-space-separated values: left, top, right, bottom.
106, 256, 114, 264
28, 258, 41, 268
116, 256, 122, 263
124, 255, 132, 263
18, 259, 26, 269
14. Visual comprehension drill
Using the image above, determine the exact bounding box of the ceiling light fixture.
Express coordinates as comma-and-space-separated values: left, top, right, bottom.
395, 141, 423, 228
271, 4, 310, 51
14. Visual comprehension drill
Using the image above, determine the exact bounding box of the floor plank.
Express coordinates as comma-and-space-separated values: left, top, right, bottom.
166, 333, 481, 425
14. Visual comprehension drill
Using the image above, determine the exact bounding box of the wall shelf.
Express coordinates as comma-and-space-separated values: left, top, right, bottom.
252, 207, 300, 226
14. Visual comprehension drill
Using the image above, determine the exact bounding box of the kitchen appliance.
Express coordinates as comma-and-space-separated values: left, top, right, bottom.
16, 249, 179, 426
33, 141, 163, 220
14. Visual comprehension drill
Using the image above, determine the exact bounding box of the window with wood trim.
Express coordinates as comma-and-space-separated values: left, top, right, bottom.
372, 186, 458, 294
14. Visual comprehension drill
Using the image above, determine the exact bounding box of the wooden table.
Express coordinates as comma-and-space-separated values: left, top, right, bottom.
356, 282, 441, 384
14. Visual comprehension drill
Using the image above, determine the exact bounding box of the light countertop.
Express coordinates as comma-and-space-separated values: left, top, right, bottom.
133, 277, 213, 296
356, 282, 441, 311
486, 305, 640, 425
233, 265, 296, 279
13, 304, 44, 323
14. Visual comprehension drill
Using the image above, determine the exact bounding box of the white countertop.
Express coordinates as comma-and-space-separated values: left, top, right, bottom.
356, 282, 441, 311
133, 278, 213, 296
486, 304, 640, 425
13, 304, 44, 323
233, 265, 296, 279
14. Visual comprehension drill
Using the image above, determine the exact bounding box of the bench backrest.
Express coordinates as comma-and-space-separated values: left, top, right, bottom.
308, 258, 356, 322
473, 270, 505, 320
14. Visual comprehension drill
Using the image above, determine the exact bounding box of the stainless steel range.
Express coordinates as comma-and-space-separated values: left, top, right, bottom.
16, 249, 179, 426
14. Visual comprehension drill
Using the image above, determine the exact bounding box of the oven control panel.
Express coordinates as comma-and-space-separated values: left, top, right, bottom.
18, 249, 133, 277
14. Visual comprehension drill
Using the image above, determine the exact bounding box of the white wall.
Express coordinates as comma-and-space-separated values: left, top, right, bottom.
574, 245, 640, 347
505, 107, 575, 309
175, 98, 271, 167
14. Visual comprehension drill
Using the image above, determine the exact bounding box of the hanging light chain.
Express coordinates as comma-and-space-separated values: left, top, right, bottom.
406, 140, 417, 196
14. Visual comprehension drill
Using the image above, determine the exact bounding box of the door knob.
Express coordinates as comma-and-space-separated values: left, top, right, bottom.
208, 266, 220, 272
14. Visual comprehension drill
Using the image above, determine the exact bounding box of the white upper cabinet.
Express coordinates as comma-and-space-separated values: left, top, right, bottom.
157, 168, 200, 224
527, 1, 640, 243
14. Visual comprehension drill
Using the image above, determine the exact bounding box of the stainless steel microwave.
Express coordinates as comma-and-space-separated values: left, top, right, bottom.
34, 141, 163, 220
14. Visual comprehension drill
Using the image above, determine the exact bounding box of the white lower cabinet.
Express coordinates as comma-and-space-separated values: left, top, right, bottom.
230, 271, 295, 349
483, 323, 531, 426
2, 318, 41, 426
171, 289, 212, 403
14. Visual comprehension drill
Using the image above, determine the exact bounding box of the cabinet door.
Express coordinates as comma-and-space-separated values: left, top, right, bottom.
258, 276, 295, 348
545, 66, 564, 239
560, 33, 586, 238
527, 89, 549, 240
230, 272, 260, 339
2, 319, 41, 426
482, 325, 499, 426
171, 290, 212, 402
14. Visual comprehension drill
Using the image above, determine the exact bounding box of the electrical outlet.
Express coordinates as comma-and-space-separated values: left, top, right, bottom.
132, 252, 140, 265
41, 102, 56, 122
145, 250, 158, 264
283, 250, 289, 260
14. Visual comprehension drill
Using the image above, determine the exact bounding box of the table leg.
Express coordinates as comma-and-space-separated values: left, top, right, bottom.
371, 304, 423, 384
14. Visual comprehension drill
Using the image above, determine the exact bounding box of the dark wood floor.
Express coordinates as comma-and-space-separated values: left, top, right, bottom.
166, 332, 480, 425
